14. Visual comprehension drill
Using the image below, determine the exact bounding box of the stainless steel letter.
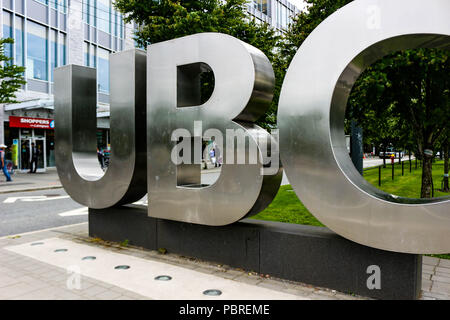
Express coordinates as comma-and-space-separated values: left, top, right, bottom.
147, 33, 282, 226
54, 49, 147, 208
278, 0, 450, 253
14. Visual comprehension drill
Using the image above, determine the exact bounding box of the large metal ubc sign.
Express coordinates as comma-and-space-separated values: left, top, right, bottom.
54, 0, 450, 254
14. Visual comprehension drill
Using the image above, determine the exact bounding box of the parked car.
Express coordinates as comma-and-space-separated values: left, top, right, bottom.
379, 150, 405, 159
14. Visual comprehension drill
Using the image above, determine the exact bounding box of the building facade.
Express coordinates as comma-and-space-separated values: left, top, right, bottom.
247, 0, 300, 31
0, 0, 300, 172
0, 0, 136, 171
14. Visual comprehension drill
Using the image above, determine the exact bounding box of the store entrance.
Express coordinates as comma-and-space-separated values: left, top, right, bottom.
19, 138, 46, 172
20, 138, 30, 170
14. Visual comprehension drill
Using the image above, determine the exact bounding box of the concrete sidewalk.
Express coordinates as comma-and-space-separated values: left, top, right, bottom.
0, 223, 367, 300
0, 168, 62, 194
0, 222, 449, 299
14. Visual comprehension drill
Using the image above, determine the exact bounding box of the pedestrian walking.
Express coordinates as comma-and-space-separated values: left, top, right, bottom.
97, 148, 104, 169
215, 145, 222, 167
0, 144, 12, 182
209, 148, 217, 167
29, 142, 39, 173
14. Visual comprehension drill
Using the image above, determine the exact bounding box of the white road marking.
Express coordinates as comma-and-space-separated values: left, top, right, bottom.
58, 207, 88, 217
3, 196, 47, 203
3, 195, 70, 203
6, 238, 306, 300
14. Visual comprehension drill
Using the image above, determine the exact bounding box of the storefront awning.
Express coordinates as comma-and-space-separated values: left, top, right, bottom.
4, 99, 54, 111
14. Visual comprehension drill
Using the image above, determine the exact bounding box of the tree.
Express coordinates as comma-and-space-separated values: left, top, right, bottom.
284, 0, 450, 198
346, 68, 405, 168
350, 49, 449, 198
114, 0, 280, 129
0, 38, 25, 103
280, 0, 352, 64
438, 132, 449, 192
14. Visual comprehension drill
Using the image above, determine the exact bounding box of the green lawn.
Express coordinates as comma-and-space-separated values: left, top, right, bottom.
251, 159, 450, 257
251, 184, 325, 227
363, 159, 448, 198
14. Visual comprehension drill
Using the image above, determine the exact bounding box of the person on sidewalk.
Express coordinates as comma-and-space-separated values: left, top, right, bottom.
209, 147, 217, 167
215, 145, 222, 167
97, 148, 104, 170
29, 142, 38, 173
0, 144, 12, 182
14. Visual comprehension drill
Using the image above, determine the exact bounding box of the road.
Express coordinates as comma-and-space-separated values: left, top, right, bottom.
0, 189, 87, 237
363, 157, 412, 168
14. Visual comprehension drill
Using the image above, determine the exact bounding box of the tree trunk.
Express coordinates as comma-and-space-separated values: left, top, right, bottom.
444, 142, 449, 192
421, 155, 434, 198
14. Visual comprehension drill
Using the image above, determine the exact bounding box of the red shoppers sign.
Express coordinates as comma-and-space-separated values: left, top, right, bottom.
9, 116, 55, 129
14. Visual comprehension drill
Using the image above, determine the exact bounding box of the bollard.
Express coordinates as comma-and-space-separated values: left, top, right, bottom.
402, 160, 404, 176
379, 166, 381, 187
392, 162, 395, 180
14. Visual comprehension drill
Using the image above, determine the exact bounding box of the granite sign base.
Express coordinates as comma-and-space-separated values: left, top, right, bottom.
89, 205, 422, 300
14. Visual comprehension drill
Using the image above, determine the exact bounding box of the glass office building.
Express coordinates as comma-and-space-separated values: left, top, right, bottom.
0, 0, 135, 171
0, 0, 301, 171
247, 0, 300, 31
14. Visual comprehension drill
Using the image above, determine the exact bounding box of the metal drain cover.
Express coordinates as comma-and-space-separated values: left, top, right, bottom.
114, 265, 130, 270
82, 256, 96, 261
155, 275, 172, 281
203, 289, 222, 296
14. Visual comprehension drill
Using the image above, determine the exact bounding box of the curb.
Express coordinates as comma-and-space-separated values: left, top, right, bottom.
0, 222, 87, 240
0, 185, 63, 194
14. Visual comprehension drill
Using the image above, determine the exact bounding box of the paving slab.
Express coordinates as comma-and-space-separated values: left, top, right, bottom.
0, 222, 448, 300
0, 223, 351, 300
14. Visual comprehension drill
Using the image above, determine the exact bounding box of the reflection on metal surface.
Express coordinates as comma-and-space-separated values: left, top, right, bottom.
147, 33, 282, 226
54, 49, 147, 208
278, 0, 450, 253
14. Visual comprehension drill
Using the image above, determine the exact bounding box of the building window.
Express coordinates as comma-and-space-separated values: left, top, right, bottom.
90, 45, 97, 68
15, 17, 24, 67
2, 11, 13, 59
50, 30, 57, 81
120, 14, 123, 38
83, 0, 95, 25
113, 10, 117, 37
253, 0, 268, 15
35, 0, 66, 12
83, 0, 124, 38
97, 0, 110, 33
84, 42, 89, 66
98, 47, 109, 93
59, 32, 66, 66
58, 0, 67, 13
84, 42, 97, 68
27, 20, 48, 81
275, 2, 290, 29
